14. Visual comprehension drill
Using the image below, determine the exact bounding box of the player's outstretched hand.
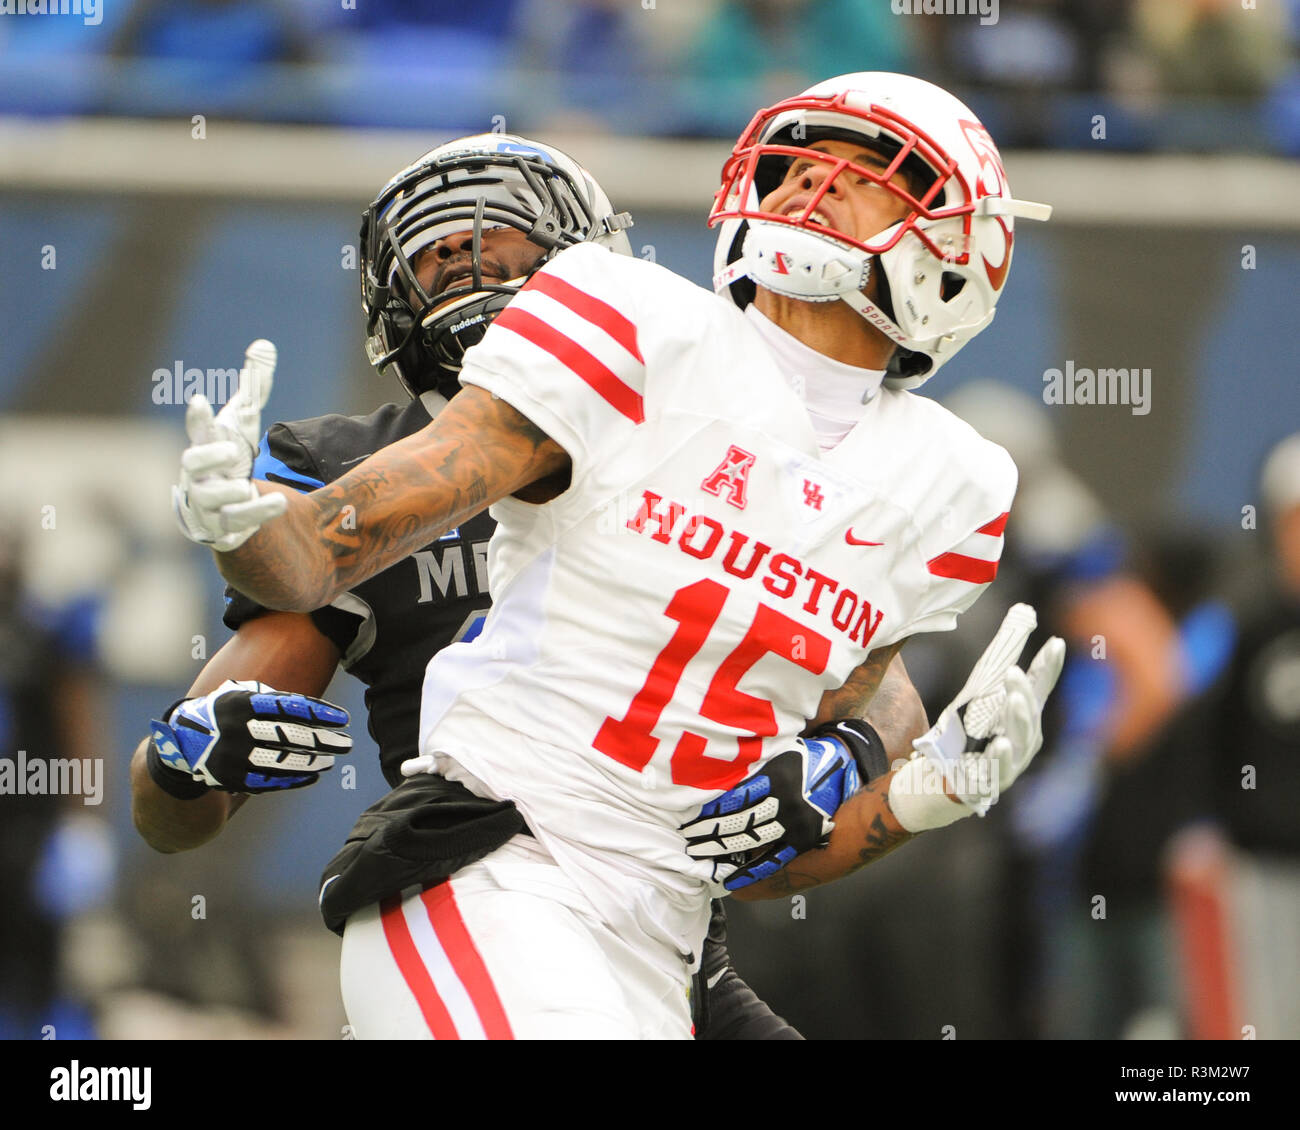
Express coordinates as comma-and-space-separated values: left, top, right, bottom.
148, 680, 351, 795
888, 603, 1065, 832
681, 727, 874, 893
173, 339, 287, 552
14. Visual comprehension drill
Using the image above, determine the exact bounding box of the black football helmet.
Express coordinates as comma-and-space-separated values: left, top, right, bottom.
360, 133, 633, 400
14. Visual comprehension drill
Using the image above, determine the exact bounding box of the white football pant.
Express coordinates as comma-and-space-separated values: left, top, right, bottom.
339, 835, 693, 1039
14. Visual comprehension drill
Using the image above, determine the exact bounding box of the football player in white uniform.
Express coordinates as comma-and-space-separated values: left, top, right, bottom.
145, 131, 930, 1039
173, 73, 1062, 1038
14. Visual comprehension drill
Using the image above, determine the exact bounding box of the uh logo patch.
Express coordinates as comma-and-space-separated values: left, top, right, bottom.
786, 459, 841, 525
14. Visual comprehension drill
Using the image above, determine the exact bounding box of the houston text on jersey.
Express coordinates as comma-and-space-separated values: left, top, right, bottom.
626, 489, 886, 650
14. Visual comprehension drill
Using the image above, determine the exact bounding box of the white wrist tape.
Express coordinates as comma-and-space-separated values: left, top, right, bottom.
887, 754, 969, 833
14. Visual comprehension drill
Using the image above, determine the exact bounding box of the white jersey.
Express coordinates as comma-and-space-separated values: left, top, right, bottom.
419, 243, 1016, 973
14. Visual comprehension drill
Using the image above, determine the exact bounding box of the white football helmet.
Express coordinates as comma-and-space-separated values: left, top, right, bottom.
710, 72, 1052, 388
361, 133, 633, 399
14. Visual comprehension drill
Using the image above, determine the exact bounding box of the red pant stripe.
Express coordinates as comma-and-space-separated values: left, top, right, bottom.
422, 884, 515, 1040
379, 894, 459, 1039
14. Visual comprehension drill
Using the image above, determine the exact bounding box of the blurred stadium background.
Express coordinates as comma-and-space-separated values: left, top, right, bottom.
2, 0, 1298, 1040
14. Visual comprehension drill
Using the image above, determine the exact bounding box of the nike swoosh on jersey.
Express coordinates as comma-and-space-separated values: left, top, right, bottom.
844, 530, 885, 547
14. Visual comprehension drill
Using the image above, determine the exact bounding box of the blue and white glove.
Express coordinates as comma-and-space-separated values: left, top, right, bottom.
681, 732, 868, 892
148, 679, 351, 796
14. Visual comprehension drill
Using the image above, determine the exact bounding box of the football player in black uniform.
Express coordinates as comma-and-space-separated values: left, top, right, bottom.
131, 134, 945, 1038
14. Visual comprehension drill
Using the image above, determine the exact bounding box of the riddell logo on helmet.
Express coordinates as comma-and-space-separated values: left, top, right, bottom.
890, 0, 998, 27
449, 313, 488, 334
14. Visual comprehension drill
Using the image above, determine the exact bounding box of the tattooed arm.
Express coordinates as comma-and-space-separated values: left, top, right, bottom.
215, 387, 569, 611
804, 640, 927, 750
733, 640, 929, 900
731, 771, 912, 899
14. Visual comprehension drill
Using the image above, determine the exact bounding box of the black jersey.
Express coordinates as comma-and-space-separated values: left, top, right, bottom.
223, 397, 495, 788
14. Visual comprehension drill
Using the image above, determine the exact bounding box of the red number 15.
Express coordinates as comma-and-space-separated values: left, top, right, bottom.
593, 580, 831, 791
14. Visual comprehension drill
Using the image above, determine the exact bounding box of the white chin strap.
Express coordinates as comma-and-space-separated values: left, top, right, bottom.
838, 288, 920, 350
715, 220, 914, 347
718, 223, 871, 301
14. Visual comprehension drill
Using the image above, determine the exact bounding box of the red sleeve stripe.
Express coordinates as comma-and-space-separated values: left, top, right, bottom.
523, 271, 643, 363
976, 511, 1009, 537
493, 306, 645, 424
927, 552, 999, 584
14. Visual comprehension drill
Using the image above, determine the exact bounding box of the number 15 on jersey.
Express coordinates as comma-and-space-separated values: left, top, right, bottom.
593, 579, 831, 791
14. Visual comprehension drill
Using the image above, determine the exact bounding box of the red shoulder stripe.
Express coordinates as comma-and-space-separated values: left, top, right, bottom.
976, 511, 1009, 537
494, 306, 645, 424
927, 552, 999, 585
523, 271, 643, 362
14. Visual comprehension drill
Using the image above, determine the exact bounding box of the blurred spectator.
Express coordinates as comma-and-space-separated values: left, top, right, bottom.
920, 0, 1133, 146
1015, 537, 1192, 1037
0, 529, 108, 1040
327, 0, 519, 35
1, 0, 1294, 148
311, 0, 522, 56
98, 0, 317, 122
922, 0, 1113, 91
512, 0, 659, 133
1265, 0, 1300, 154
1140, 433, 1300, 1040
1121, 0, 1292, 150
1178, 434, 1300, 880
314, 0, 526, 130
939, 382, 1201, 1038
109, 0, 311, 65
1037, 431, 1300, 1039
1071, 526, 1235, 1039
1204, 434, 1300, 854
1130, 0, 1288, 99
679, 0, 915, 136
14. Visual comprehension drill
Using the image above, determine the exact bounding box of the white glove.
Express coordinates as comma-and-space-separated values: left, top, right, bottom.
888, 603, 1066, 833
173, 339, 287, 552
